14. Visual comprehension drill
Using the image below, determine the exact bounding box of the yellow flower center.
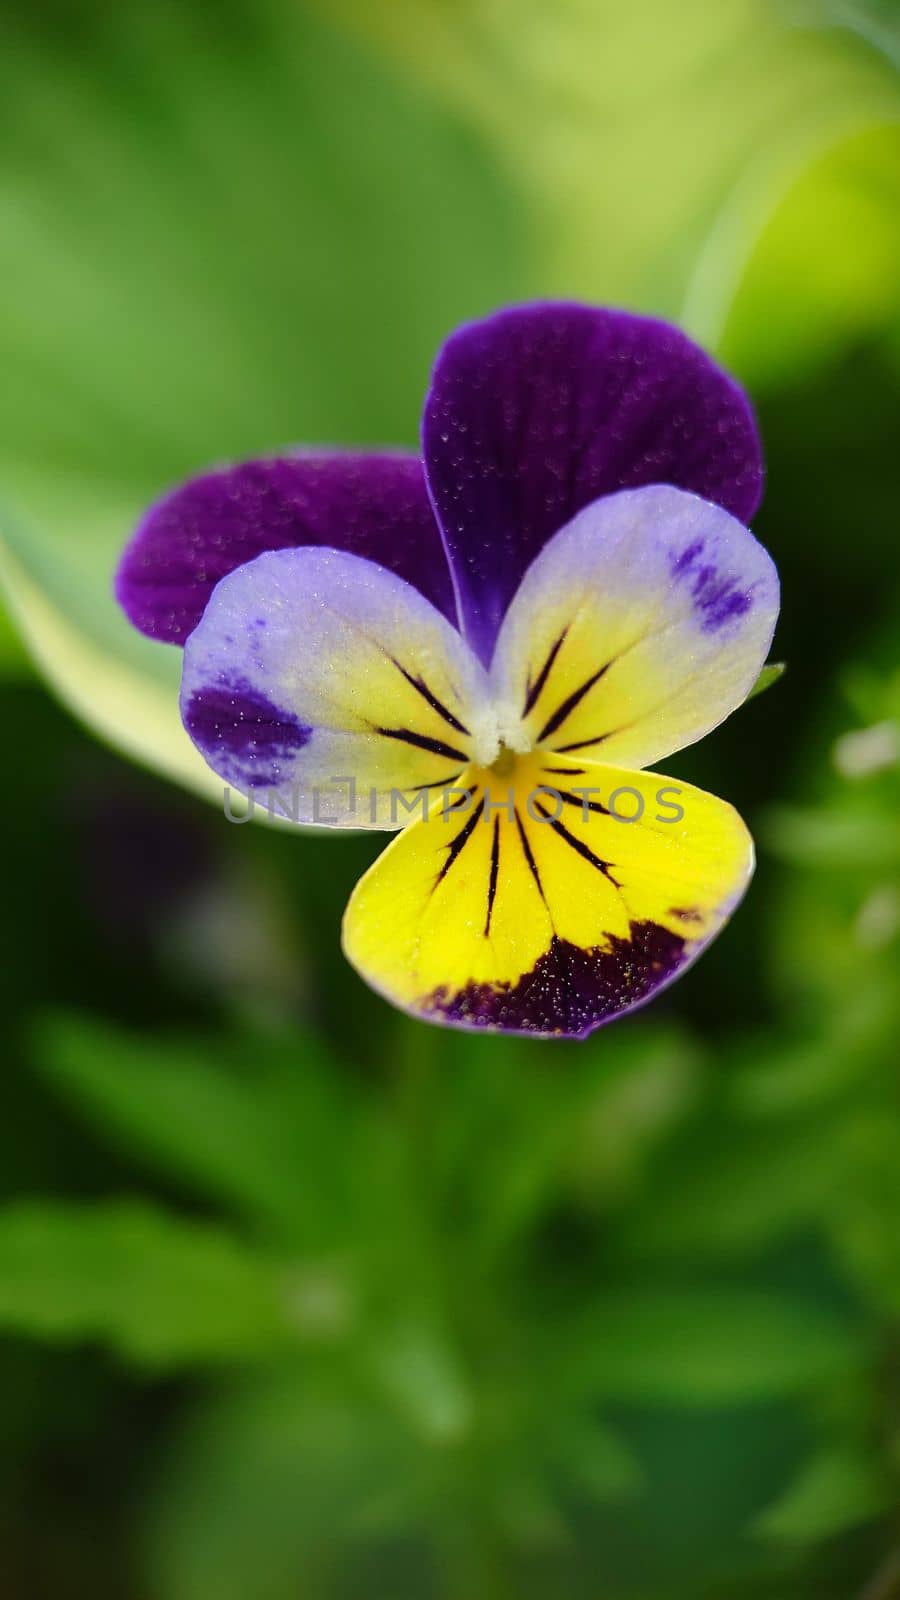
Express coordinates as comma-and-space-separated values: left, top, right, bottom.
489, 744, 519, 780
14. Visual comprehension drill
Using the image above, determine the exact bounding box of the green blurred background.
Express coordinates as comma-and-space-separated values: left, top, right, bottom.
1, 2, 900, 1595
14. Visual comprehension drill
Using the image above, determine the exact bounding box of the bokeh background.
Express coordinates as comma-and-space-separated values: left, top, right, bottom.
1, 2, 900, 1596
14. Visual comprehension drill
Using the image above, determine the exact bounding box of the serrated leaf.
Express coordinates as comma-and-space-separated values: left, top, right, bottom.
0, 1200, 296, 1368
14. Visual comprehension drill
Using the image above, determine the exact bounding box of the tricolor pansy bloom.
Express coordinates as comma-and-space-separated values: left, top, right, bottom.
116, 303, 779, 1038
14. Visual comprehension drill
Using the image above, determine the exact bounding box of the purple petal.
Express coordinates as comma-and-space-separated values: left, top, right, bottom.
422, 303, 764, 664
116, 453, 453, 645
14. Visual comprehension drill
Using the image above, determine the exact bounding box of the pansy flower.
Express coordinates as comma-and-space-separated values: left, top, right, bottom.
116, 303, 779, 1038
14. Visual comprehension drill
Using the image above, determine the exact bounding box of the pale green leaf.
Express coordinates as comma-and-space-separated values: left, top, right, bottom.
0, 2, 522, 799
0, 532, 219, 801
322, 0, 900, 332
724, 121, 900, 386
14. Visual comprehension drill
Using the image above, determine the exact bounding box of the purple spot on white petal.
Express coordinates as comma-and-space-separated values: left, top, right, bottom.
183, 678, 311, 789
671, 537, 752, 630
692, 570, 752, 631
670, 538, 705, 576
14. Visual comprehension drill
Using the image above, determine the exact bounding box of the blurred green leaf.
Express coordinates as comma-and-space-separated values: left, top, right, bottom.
33, 1014, 359, 1246
0, 595, 29, 677
1, 2, 898, 799
325, 0, 900, 333
829, 1118, 900, 1314
558, 1289, 865, 1404
146, 1371, 425, 1600
764, 806, 900, 869
724, 122, 900, 387
842, 660, 900, 727
729, 988, 893, 1116
0, 1200, 296, 1368
550, 1416, 641, 1502
421, 1024, 700, 1266
0, 1, 523, 797
617, 1122, 847, 1261
367, 1316, 473, 1444
754, 1445, 888, 1544
0, 532, 220, 801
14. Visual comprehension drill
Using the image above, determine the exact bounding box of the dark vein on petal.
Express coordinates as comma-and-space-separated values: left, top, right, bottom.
436, 794, 485, 887
542, 765, 587, 775
412, 771, 464, 791
447, 790, 474, 811
536, 661, 613, 743
558, 788, 610, 816
534, 800, 620, 886
392, 658, 470, 736
553, 728, 625, 753
376, 727, 469, 762
553, 656, 743, 751
484, 817, 501, 936
514, 808, 549, 911
523, 626, 568, 716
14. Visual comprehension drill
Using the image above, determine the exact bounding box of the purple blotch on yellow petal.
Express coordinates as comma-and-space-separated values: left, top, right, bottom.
422, 920, 688, 1038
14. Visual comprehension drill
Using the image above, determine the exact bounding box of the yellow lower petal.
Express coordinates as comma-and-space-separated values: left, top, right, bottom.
342, 754, 754, 1037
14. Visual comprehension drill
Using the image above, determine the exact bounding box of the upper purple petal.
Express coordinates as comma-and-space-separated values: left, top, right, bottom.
115, 452, 453, 645
422, 302, 765, 665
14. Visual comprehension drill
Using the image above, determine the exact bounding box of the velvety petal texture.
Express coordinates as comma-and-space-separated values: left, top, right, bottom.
343, 753, 753, 1038
423, 303, 765, 663
180, 547, 493, 827
489, 484, 779, 771
116, 453, 452, 645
